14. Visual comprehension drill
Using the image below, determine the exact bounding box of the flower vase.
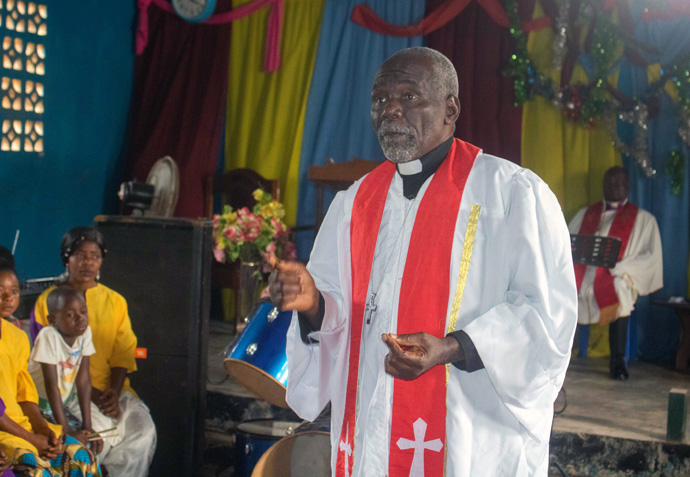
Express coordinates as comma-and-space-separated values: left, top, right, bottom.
237, 260, 261, 333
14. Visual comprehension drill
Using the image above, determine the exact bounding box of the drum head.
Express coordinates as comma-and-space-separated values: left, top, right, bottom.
224, 358, 288, 408
251, 431, 331, 477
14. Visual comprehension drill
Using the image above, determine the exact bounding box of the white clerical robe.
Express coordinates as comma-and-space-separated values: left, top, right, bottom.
286, 153, 578, 476
568, 203, 663, 324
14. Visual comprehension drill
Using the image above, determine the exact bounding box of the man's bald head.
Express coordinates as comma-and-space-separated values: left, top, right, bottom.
379, 47, 459, 101
371, 48, 461, 163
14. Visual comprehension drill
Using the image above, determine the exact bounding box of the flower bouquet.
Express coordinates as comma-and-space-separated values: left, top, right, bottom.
212, 188, 296, 270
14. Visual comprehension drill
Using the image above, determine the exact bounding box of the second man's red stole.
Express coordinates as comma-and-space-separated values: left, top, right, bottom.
574, 201, 638, 324
336, 138, 479, 476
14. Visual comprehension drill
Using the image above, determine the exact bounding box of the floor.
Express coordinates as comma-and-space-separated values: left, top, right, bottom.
202, 322, 690, 476
553, 356, 690, 442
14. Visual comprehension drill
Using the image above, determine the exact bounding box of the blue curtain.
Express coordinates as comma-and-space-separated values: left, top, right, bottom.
0, 1, 135, 278
294, 0, 425, 260
617, 8, 690, 363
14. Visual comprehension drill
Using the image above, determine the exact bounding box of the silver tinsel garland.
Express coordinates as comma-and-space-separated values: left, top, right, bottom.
552, 0, 571, 70
601, 102, 656, 177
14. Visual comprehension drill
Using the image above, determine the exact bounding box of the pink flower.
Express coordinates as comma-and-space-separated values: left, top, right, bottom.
244, 221, 260, 241
224, 227, 237, 240
282, 242, 296, 261
266, 241, 277, 254
271, 218, 284, 235
213, 247, 226, 263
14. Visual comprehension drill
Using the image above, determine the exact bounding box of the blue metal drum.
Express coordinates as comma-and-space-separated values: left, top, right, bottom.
224, 300, 293, 408
234, 419, 300, 477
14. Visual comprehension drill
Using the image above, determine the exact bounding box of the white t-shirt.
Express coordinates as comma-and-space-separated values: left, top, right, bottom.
29, 325, 96, 403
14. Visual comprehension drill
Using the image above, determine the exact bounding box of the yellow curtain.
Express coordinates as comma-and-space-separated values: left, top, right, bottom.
226, 0, 325, 224
521, 4, 622, 357
521, 5, 621, 223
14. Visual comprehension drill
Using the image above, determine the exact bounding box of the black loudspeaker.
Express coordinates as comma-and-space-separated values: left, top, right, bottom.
93, 215, 212, 477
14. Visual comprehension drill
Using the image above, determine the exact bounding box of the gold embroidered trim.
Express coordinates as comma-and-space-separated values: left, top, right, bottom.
445, 204, 481, 384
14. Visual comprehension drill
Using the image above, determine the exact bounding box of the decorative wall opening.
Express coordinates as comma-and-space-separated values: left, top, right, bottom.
0, 0, 47, 153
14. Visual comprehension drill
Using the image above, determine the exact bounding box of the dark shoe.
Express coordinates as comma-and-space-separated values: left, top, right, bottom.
610, 365, 629, 380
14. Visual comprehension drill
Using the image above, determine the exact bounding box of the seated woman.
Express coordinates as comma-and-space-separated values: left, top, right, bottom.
32, 228, 156, 477
0, 265, 100, 477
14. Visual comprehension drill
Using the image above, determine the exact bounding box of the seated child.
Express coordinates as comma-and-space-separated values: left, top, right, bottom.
0, 254, 21, 329
0, 265, 100, 477
28, 285, 103, 458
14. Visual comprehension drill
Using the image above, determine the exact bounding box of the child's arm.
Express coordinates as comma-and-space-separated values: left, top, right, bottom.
0, 409, 35, 445
76, 356, 92, 431
75, 356, 102, 454
40, 363, 69, 431
16, 401, 60, 460
0, 410, 59, 460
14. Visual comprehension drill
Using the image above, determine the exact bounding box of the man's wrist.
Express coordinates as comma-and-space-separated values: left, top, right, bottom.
302, 292, 325, 329
298, 293, 325, 344
439, 336, 464, 365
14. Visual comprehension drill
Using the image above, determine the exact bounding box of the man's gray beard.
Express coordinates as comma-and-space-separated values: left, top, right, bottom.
377, 124, 418, 163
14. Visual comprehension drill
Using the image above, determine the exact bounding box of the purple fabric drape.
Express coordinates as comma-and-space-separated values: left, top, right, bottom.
424, 0, 535, 164
125, 2, 232, 217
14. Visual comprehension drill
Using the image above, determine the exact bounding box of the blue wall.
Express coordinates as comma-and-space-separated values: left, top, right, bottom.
0, 0, 135, 279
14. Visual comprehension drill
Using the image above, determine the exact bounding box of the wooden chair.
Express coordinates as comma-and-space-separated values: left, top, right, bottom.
204, 169, 280, 332
204, 168, 280, 218
308, 157, 380, 231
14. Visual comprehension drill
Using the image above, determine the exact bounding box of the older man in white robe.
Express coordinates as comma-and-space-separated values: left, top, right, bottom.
269, 47, 577, 476
569, 166, 663, 380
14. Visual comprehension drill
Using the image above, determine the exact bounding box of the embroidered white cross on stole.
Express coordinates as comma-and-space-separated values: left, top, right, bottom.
339, 422, 352, 477
396, 418, 443, 476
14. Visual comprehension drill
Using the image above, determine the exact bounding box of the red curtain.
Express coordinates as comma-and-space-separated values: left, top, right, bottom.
125, 2, 232, 217
424, 0, 536, 164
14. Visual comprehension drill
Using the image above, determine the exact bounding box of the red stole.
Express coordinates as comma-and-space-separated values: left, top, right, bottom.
574, 201, 638, 324
336, 138, 479, 476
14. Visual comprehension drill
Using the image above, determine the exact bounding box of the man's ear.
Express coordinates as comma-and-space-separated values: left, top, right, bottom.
445, 95, 460, 125
47, 313, 56, 326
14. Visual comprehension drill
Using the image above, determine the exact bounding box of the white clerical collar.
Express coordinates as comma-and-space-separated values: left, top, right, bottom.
604, 198, 628, 211
397, 159, 423, 176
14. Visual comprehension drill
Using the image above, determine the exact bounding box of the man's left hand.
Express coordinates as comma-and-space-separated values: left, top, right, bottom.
382, 333, 461, 380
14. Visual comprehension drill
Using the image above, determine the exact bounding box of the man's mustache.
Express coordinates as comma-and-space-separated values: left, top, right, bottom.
377, 122, 415, 136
